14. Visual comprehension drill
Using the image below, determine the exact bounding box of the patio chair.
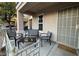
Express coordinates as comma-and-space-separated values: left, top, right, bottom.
7, 29, 16, 39
27, 29, 39, 42
7, 29, 17, 46
40, 31, 52, 46
7, 29, 27, 48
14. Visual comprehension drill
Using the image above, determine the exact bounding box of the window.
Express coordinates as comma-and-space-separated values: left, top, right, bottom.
39, 15, 43, 30
39, 16, 43, 22
39, 24, 43, 30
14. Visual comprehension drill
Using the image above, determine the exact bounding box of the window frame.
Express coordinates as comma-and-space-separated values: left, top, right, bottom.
38, 15, 43, 31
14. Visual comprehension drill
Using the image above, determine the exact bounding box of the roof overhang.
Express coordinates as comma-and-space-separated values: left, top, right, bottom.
16, 2, 79, 15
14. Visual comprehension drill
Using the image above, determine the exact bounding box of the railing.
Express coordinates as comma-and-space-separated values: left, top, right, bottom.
15, 39, 40, 56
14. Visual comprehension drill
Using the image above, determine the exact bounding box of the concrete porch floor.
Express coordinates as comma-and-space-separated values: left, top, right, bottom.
40, 41, 76, 56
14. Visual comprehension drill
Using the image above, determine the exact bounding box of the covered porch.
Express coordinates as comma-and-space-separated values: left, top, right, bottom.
0, 24, 76, 56
15, 2, 79, 56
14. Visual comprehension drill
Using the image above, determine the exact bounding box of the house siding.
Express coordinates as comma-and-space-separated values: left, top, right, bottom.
32, 11, 58, 42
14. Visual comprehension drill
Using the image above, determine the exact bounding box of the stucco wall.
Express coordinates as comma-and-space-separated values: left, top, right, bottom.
32, 11, 58, 42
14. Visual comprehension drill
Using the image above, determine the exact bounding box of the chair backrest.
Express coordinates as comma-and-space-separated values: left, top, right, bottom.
28, 29, 39, 37
7, 29, 16, 38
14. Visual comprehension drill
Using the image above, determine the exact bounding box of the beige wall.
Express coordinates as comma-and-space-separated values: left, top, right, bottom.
32, 11, 58, 42
43, 11, 58, 42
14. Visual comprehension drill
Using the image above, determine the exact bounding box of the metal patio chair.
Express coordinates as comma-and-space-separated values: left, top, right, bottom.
40, 31, 52, 46
7, 29, 16, 44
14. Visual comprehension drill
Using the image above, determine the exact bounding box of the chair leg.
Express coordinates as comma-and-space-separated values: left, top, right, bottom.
49, 39, 51, 45
41, 40, 43, 47
33, 38, 36, 42
15, 38, 17, 46
47, 39, 48, 42
18, 42, 20, 49
49, 40, 51, 45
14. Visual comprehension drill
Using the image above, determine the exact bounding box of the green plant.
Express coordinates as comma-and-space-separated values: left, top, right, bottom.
0, 2, 16, 29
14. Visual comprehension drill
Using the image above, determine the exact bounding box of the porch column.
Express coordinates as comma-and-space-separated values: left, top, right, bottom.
28, 16, 33, 29
16, 11, 24, 33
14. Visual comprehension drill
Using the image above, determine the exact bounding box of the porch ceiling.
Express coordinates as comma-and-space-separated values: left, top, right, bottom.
19, 2, 79, 15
